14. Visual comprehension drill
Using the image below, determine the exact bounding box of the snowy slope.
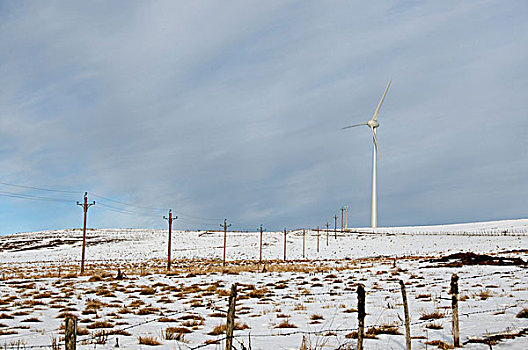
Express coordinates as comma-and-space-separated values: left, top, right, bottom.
0, 219, 526, 350
0, 219, 527, 263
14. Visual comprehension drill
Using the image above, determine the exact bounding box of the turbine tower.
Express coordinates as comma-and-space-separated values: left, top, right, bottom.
342, 80, 391, 228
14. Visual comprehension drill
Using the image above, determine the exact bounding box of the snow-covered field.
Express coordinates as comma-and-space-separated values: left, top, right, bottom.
0, 219, 526, 349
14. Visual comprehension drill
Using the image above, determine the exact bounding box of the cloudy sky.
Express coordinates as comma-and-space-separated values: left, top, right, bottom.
1, 1, 527, 234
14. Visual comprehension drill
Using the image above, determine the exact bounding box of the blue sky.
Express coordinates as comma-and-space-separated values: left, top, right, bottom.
1, 1, 527, 234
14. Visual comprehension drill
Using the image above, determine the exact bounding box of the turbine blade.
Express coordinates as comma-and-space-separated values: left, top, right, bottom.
372, 80, 391, 121
342, 123, 367, 130
372, 129, 381, 159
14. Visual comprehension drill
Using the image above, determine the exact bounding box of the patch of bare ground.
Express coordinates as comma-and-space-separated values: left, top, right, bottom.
428, 252, 526, 267
466, 327, 528, 346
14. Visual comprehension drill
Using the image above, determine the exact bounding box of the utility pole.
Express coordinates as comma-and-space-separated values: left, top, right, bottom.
302, 229, 305, 259
345, 205, 348, 229
77, 192, 95, 274
283, 228, 287, 261
341, 207, 344, 231
334, 214, 338, 239
316, 227, 320, 253
163, 209, 178, 271
259, 225, 264, 262
221, 219, 231, 266
326, 222, 330, 246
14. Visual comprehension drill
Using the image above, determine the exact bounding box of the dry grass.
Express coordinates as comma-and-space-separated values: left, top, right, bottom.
139, 286, 156, 295
87, 320, 114, 329
208, 321, 249, 335
136, 306, 159, 315
425, 340, 454, 349
165, 327, 192, 340
275, 319, 297, 328
426, 322, 443, 329
138, 335, 162, 346
517, 308, 528, 318
475, 289, 494, 300
365, 324, 402, 337
420, 310, 445, 320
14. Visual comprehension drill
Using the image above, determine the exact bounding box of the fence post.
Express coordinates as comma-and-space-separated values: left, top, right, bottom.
399, 280, 411, 350
226, 283, 237, 350
451, 274, 460, 347
65, 317, 77, 350
357, 284, 365, 350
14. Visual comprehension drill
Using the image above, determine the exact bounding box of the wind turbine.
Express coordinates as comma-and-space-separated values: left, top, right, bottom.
342, 80, 391, 228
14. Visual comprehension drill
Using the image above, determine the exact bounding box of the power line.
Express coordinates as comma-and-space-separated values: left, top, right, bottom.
91, 193, 222, 222
96, 202, 161, 218
91, 193, 167, 211
0, 181, 81, 194
0, 190, 74, 203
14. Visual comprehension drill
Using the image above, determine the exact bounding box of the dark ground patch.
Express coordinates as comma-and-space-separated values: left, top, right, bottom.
427, 252, 526, 267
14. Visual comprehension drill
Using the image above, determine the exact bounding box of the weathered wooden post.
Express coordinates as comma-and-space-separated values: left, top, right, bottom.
302, 229, 306, 259
399, 280, 411, 350
326, 222, 329, 246
283, 228, 287, 261
65, 317, 77, 350
451, 274, 460, 347
316, 227, 320, 253
357, 284, 366, 350
259, 225, 263, 262
334, 215, 338, 239
225, 283, 237, 350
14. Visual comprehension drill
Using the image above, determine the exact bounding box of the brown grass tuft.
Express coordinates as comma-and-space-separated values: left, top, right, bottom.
138, 335, 162, 346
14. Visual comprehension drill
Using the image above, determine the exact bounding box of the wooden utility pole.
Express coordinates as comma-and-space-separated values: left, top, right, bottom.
65, 317, 76, 350
302, 229, 305, 259
163, 209, 178, 271
77, 192, 95, 274
357, 284, 366, 350
334, 215, 338, 239
341, 207, 344, 231
399, 280, 411, 350
451, 274, 460, 347
225, 283, 237, 350
345, 205, 348, 229
317, 226, 319, 253
259, 225, 264, 262
283, 228, 287, 261
221, 219, 231, 266
316, 227, 320, 253
326, 222, 329, 246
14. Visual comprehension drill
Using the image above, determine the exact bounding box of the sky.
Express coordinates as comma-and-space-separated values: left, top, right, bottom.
0, 0, 527, 234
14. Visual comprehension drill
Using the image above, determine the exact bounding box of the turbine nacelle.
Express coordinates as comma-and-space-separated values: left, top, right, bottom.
367, 119, 379, 129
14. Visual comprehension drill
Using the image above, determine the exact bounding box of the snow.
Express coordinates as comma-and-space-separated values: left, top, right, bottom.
0, 219, 526, 349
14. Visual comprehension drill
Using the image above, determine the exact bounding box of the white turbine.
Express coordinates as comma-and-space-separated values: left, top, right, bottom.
342, 80, 391, 228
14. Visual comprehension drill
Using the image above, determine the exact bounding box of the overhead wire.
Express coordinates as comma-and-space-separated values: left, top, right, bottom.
96, 202, 162, 218
0, 181, 81, 194
0, 190, 74, 203
0, 180, 225, 225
